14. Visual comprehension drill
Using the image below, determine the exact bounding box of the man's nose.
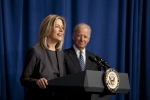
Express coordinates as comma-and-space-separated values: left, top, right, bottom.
80, 36, 84, 41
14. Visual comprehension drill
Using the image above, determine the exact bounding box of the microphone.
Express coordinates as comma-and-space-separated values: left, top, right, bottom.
95, 56, 111, 68
88, 55, 105, 67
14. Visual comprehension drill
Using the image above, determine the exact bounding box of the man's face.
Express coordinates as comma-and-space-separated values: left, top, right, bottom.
73, 27, 90, 50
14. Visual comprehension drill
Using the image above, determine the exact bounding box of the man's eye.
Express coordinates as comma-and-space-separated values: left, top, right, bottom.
84, 36, 87, 38
77, 35, 81, 37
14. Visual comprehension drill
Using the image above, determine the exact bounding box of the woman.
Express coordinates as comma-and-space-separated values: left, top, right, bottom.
20, 14, 66, 100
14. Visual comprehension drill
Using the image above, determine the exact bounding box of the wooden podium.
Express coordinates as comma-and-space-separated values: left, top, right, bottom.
47, 70, 130, 100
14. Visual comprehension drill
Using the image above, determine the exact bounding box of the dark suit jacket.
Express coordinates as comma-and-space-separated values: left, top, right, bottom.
20, 45, 66, 100
64, 47, 99, 75
64, 47, 100, 100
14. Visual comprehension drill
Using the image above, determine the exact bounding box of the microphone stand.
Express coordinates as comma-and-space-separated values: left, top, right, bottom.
95, 56, 111, 71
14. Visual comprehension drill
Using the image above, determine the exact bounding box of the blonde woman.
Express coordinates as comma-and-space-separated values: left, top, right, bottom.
20, 14, 66, 100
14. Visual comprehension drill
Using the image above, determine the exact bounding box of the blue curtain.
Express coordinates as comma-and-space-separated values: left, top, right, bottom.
1, 0, 150, 100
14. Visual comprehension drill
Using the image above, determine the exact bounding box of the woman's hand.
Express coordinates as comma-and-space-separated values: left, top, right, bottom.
36, 78, 48, 89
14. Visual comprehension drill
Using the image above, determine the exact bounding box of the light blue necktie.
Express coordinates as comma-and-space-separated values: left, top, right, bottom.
79, 51, 85, 71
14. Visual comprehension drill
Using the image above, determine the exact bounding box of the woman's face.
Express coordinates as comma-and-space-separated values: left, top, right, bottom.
51, 19, 64, 42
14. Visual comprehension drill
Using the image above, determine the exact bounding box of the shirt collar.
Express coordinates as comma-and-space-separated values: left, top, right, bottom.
73, 44, 85, 55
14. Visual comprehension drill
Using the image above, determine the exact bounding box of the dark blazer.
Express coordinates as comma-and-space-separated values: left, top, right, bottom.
64, 47, 99, 75
64, 47, 100, 100
20, 45, 66, 100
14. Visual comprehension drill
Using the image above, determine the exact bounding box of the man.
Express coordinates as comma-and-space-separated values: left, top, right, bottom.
64, 23, 101, 100
64, 23, 100, 74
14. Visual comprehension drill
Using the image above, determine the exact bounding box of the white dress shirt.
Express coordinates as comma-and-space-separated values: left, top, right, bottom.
73, 45, 86, 65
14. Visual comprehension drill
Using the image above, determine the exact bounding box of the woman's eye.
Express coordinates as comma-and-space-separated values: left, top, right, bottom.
55, 25, 59, 28
61, 27, 64, 30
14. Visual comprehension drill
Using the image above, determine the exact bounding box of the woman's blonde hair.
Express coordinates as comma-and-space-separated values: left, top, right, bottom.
38, 14, 66, 51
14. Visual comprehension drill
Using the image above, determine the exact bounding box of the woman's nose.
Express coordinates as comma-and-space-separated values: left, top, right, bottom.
59, 27, 63, 32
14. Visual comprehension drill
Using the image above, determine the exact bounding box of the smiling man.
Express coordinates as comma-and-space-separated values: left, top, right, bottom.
64, 23, 99, 74
64, 23, 100, 100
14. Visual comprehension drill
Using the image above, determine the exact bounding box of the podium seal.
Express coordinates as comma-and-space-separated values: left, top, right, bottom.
104, 68, 120, 92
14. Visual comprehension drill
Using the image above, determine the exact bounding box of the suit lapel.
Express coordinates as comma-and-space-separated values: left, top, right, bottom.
68, 48, 82, 71
85, 51, 91, 69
